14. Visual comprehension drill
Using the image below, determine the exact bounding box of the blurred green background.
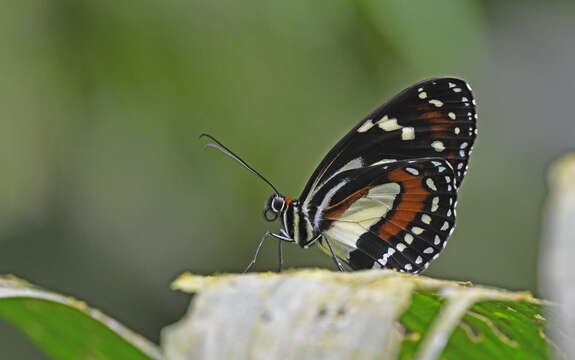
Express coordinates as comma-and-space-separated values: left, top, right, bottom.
1, 1, 574, 358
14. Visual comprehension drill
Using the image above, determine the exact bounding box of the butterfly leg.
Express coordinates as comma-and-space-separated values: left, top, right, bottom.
322, 234, 345, 272
277, 239, 284, 272
277, 229, 291, 272
244, 231, 293, 273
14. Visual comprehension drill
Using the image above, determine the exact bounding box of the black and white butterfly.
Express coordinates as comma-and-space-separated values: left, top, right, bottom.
201, 77, 477, 274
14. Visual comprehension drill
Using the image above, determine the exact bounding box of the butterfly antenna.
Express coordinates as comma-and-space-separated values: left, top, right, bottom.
199, 133, 281, 195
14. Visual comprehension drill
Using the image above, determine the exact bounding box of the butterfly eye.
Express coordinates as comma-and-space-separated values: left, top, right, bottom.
272, 196, 285, 213
263, 195, 282, 221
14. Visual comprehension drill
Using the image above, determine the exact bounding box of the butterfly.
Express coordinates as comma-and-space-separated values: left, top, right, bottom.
201, 77, 477, 274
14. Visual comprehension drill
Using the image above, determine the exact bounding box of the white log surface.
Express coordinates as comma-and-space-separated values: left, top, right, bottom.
162, 270, 541, 360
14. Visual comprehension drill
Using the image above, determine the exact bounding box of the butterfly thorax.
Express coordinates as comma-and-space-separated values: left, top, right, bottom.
282, 200, 320, 248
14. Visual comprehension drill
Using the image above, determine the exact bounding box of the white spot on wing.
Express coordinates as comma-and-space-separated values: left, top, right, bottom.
377, 247, 396, 265
412, 226, 424, 235
431, 197, 439, 212
426, 178, 437, 191
377, 115, 402, 131
415, 256, 423, 264
441, 221, 449, 231
405, 167, 419, 176
402, 127, 415, 141
421, 214, 431, 224
431, 141, 445, 152
396, 243, 406, 252
429, 99, 444, 108
405, 264, 413, 271
357, 119, 374, 133
448, 112, 456, 120
434, 235, 441, 245
424, 247, 434, 254
404, 234, 414, 244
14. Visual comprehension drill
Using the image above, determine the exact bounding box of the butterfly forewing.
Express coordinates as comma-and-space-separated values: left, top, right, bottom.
301, 77, 477, 206
314, 158, 457, 273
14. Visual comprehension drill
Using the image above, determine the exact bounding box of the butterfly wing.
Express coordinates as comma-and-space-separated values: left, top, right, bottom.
300, 77, 476, 208
312, 158, 457, 273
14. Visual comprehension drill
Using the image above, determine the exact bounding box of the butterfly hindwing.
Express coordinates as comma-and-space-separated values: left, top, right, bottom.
300, 77, 476, 207
313, 158, 457, 273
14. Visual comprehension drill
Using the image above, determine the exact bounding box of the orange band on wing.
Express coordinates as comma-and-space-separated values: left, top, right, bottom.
420, 108, 453, 137
377, 168, 427, 240
323, 186, 372, 220
421, 110, 443, 120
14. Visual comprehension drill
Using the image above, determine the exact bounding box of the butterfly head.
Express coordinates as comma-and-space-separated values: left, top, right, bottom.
264, 194, 290, 222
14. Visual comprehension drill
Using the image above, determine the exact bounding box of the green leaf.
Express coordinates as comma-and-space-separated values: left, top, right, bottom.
0, 275, 160, 360
163, 269, 553, 359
